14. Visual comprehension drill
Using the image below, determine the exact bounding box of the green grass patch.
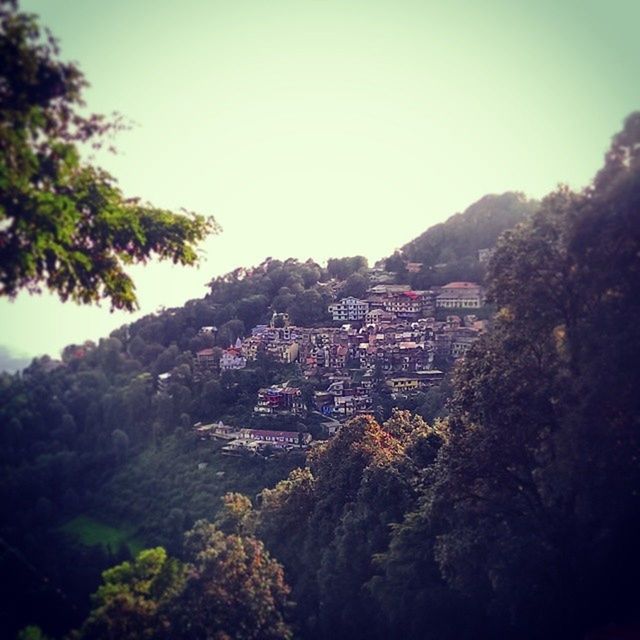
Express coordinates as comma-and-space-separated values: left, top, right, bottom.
59, 515, 144, 556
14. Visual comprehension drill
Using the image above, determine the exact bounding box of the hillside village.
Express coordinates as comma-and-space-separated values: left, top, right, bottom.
188, 273, 489, 454
28, 193, 526, 464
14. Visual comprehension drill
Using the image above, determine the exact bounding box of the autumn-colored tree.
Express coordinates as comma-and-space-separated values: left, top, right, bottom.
75, 547, 185, 640
214, 492, 257, 536
254, 412, 445, 640
76, 523, 293, 640
168, 520, 293, 640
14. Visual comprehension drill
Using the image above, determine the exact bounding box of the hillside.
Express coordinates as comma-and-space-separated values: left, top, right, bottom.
386, 192, 539, 286
0, 202, 494, 636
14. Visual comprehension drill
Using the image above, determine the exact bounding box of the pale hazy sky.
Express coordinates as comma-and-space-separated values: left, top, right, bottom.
2, 0, 639, 363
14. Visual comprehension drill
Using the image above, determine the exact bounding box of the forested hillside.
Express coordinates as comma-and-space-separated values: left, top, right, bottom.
386, 192, 539, 287
0, 198, 504, 637
2, 111, 640, 640
225, 115, 640, 640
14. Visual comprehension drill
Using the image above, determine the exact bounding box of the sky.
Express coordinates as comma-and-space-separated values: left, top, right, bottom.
2, 0, 640, 366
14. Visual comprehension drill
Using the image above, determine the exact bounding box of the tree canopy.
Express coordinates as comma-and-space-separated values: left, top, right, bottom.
0, 0, 219, 310
76, 525, 293, 640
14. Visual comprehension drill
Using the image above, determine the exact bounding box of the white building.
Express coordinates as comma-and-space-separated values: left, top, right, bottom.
436, 282, 484, 309
220, 347, 247, 371
328, 297, 369, 322
198, 325, 217, 336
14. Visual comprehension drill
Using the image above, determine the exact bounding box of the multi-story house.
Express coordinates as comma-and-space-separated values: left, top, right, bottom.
220, 348, 247, 371
386, 369, 444, 396
264, 340, 299, 364
326, 344, 349, 369
328, 297, 369, 322
436, 282, 484, 308
383, 291, 423, 318
365, 308, 397, 325
368, 284, 411, 297
195, 347, 218, 374
241, 336, 262, 360
451, 335, 477, 359
333, 394, 371, 418
239, 428, 311, 447
254, 384, 306, 416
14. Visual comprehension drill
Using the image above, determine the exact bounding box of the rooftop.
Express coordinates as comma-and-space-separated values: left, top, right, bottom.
441, 281, 480, 289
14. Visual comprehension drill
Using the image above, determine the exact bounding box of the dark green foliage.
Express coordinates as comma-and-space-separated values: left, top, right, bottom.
168, 521, 293, 640
392, 192, 538, 286
205, 257, 332, 329
375, 113, 640, 639
254, 412, 446, 640
0, 324, 296, 636
95, 436, 298, 551
4, 102, 640, 639
75, 546, 184, 640
17, 626, 51, 640
76, 525, 293, 640
338, 271, 370, 299
233, 115, 640, 640
0, 1, 218, 310
326, 256, 368, 280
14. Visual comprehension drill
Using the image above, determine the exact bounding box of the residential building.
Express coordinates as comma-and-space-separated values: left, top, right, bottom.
157, 372, 172, 393
383, 291, 423, 318
368, 284, 411, 296
365, 308, 397, 325
328, 297, 369, 322
386, 375, 422, 394
240, 428, 311, 447
264, 340, 299, 364
436, 282, 484, 308
220, 348, 246, 371
195, 348, 218, 374
254, 384, 306, 416
451, 334, 478, 359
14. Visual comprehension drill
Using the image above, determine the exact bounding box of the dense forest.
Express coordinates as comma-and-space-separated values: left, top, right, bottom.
385, 191, 539, 288
0, 192, 520, 637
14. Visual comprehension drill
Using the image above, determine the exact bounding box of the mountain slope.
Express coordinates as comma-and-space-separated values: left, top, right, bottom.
397, 191, 538, 266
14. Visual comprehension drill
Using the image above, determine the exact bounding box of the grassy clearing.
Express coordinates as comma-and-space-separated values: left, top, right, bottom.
59, 514, 144, 556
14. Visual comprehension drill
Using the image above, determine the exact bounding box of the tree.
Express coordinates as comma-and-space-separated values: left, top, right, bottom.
0, 1, 219, 310
215, 492, 257, 535
76, 547, 185, 640
111, 428, 130, 461
385, 113, 640, 639
339, 272, 369, 299
17, 627, 51, 640
327, 256, 368, 280
168, 521, 293, 640
253, 413, 439, 640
